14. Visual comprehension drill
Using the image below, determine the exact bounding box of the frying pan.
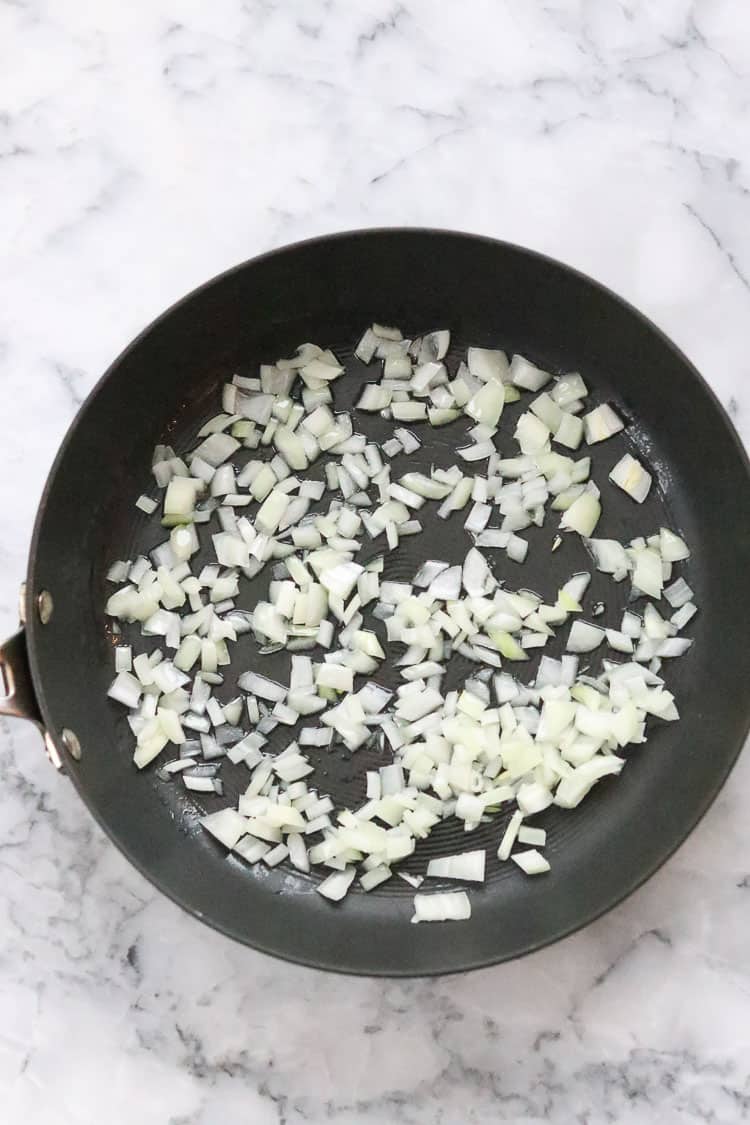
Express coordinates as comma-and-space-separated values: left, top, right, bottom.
2, 229, 749, 976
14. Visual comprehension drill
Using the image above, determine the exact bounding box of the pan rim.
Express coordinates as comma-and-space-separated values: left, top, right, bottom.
25, 226, 750, 975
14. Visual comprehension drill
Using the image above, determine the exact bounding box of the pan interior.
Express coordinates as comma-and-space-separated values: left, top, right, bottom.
26, 231, 750, 974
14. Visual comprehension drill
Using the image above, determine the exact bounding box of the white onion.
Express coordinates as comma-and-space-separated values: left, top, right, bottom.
497, 810, 523, 861
357, 384, 392, 411
659, 527, 690, 562
200, 808, 248, 849
585, 537, 630, 580
237, 672, 287, 701
583, 404, 624, 444
466, 380, 504, 427
551, 372, 588, 407
518, 826, 546, 847
567, 620, 605, 653
515, 412, 550, 455
108, 671, 142, 708
663, 576, 693, 608
609, 453, 652, 503
317, 868, 356, 901
560, 492, 601, 537
467, 347, 508, 383
671, 602, 697, 630
411, 891, 471, 923
631, 547, 663, 599
510, 355, 551, 392
426, 850, 486, 882
512, 850, 550, 875
606, 629, 634, 653
554, 412, 584, 450
107, 319, 697, 917
656, 637, 693, 658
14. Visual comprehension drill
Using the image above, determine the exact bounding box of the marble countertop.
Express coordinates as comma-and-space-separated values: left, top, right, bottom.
2, 3, 749, 1122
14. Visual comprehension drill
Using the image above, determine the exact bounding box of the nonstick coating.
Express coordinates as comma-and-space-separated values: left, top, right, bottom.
26, 230, 750, 975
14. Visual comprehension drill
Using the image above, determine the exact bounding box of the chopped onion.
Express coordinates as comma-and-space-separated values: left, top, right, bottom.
317, 868, 356, 901
510, 355, 551, 392
518, 826, 546, 847
659, 527, 690, 562
106, 318, 697, 925
609, 453, 652, 503
411, 892, 471, 923
555, 412, 584, 450
498, 810, 523, 861
631, 547, 663, 599
560, 492, 601, 537
567, 620, 605, 653
200, 808, 248, 849
584, 404, 624, 444
512, 850, 550, 875
586, 537, 630, 581
237, 672, 287, 701
551, 372, 588, 407
426, 850, 486, 882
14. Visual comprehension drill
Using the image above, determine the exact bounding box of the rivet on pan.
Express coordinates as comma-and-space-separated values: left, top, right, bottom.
37, 590, 54, 625
61, 728, 82, 761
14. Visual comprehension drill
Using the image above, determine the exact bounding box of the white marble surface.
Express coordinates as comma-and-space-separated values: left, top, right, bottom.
1, 2, 750, 1121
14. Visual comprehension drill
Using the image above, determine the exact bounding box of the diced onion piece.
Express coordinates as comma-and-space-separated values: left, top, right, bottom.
427, 851, 485, 881
467, 348, 508, 383
518, 826, 546, 847
411, 892, 471, 923
656, 637, 693, 658
554, 756, 624, 808
357, 384, 392, 411
560, 492, 601, 536
609, 453, 652, 503
515, 412, 550, 455
663, 576, 693, 608
256, 488, 291, 534
317, 868, 356, 901
193, 432, 241, 467
659, 527, 690, 562
316, 663, 353, 693
360, 865, 392, 891
551, 372, 588, 407
108, 671, 142, 708
583, 404, 624, 444
567, 620, 605, 653
237, 672, 287, 701
466, 380, 504, 427
631, 547, 663, 599
497, 811, 523, 861
200, 808, 248, 849
355, 327, 378, 363
554, 412, 584, 450
606, 629, 634, 653
671, 603, 697, 630
136, 494, 158, 514
585, 537, 631, 580
510, 355, 551, 392
512, 850, 550, 875
392, 401, 427, 422
163, 477, 201, 526
506, 535, 528, 564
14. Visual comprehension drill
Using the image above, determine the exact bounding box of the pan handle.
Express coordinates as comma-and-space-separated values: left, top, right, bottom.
0, 630, 43, 729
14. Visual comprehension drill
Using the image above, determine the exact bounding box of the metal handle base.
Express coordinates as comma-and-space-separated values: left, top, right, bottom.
0, 630, 43, 728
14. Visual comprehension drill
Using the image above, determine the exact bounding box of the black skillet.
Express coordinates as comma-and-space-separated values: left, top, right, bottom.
2, 229, 749, 975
